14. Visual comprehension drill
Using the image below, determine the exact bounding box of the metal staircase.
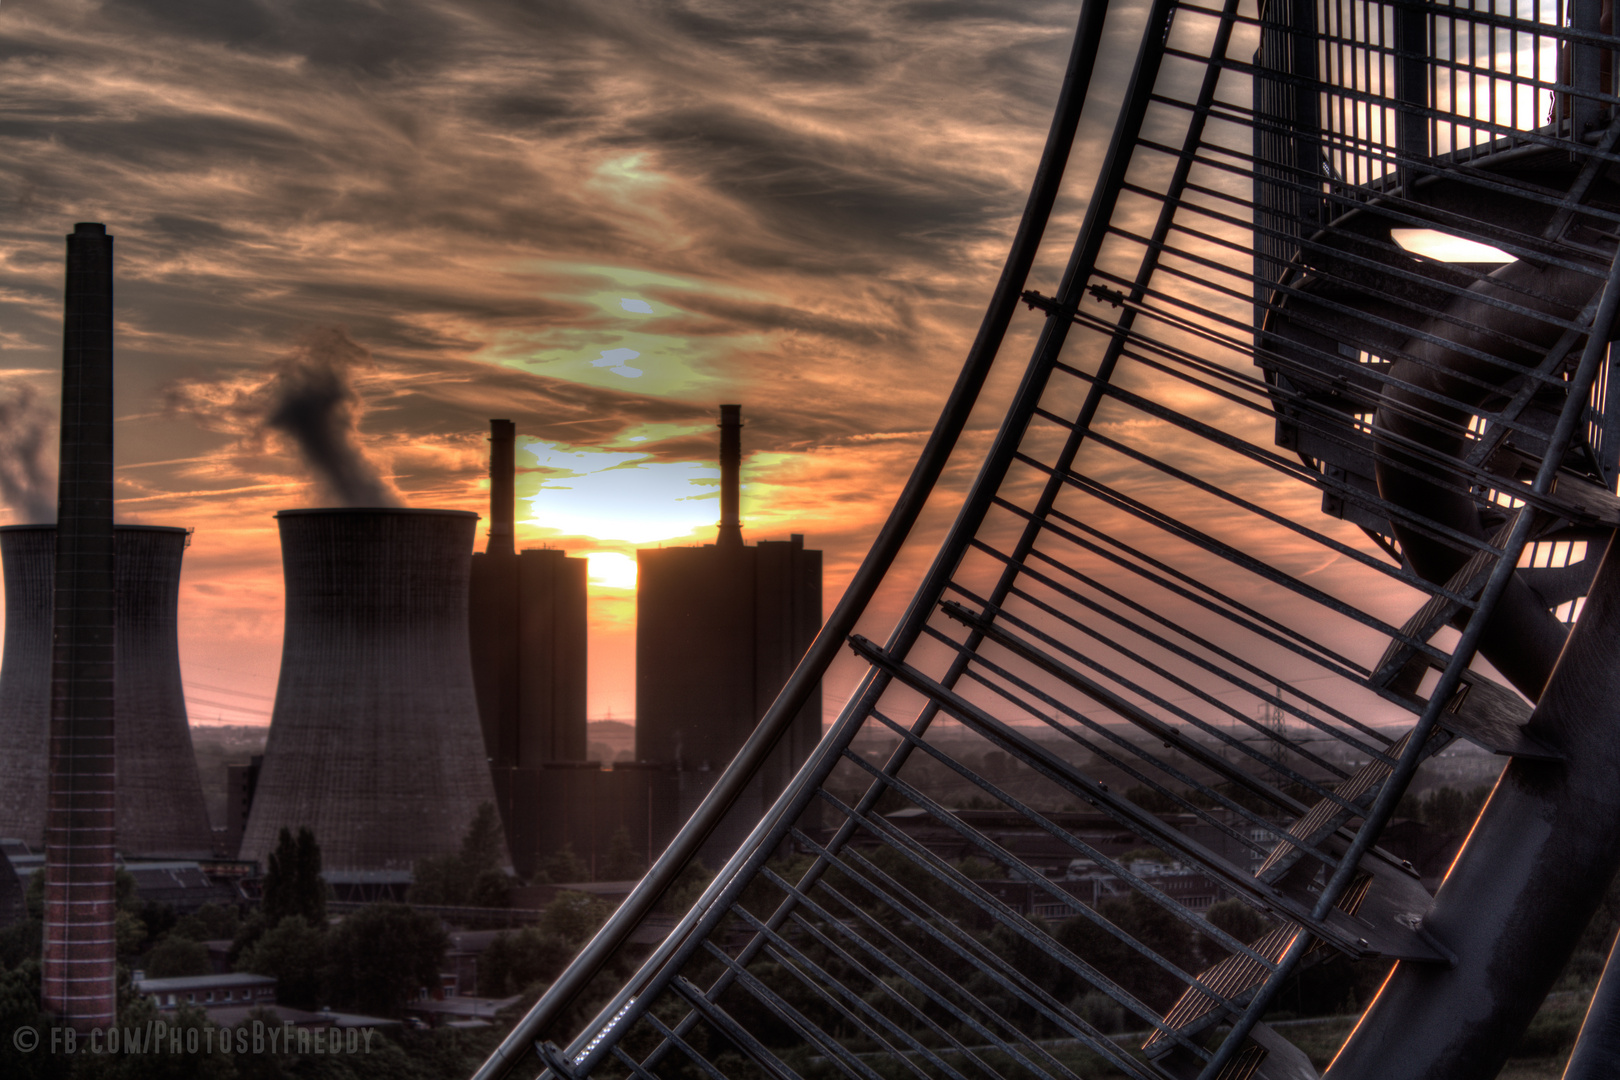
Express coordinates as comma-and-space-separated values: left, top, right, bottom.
474, 2, 1620, 1078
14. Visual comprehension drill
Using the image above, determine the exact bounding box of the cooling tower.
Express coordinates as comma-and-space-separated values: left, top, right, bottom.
113, 526, 213, 855
0, 524, 213, 856
239, 508, 508, 872
0, 526, 53, 846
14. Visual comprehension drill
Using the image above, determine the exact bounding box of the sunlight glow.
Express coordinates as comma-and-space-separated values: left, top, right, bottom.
524, 442, 722, 543
587, 551, 638, 590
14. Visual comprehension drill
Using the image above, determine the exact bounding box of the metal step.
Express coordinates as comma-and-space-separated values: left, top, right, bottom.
1154, 1023, 1320, 1080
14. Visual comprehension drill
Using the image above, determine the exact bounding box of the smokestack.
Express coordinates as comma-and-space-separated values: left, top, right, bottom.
717, 404, 742, 548
241, 508, 508, 872
487, 419, 515, 556
45, 222, 117, 1029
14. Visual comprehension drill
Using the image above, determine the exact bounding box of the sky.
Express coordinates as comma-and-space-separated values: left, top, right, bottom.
0, 0, 1104, 726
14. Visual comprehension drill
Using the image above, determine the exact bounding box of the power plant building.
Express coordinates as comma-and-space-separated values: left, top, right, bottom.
466, 419, 600, 879
239, 508, 508, 873
636, 405, 822, 859
469, 419, 588, 767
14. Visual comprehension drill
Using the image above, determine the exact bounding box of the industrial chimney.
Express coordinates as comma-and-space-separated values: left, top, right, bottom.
717, 404, 743, 548
0, 525, 213, 856
486, 419, 516, 556
240, 508, 508, 872
45, 222, 117, 1029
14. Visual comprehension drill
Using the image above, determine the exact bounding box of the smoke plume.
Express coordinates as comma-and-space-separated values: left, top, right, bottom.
0, 383, 57, 523
265, 328, 404, 508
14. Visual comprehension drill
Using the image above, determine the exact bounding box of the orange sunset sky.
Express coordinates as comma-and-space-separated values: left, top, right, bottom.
0, 1, 1129, 727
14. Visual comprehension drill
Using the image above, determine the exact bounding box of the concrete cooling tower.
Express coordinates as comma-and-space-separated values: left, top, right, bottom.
0, 524, 213, 856
239, 508, 508, 873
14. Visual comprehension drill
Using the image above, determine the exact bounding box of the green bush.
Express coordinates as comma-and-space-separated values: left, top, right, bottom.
144, 936, 212, 979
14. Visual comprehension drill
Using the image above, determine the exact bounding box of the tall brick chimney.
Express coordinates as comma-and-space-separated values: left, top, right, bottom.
43, 223, 117, 1029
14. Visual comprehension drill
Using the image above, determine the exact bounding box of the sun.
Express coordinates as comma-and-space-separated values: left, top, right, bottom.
586, 551, 638, 591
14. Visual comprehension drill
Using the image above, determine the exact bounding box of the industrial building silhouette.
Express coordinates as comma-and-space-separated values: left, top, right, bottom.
0, 227, 829, 1029
474, 407, 820, 878
636, 405, 821, 862
7, 314, 820, 891
469, 419, 588, 767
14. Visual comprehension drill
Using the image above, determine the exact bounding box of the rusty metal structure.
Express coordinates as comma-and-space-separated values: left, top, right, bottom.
475, 2, 1620, 1079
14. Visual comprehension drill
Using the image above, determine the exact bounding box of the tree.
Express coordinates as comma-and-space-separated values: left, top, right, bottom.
459, 803, 505, 875
236, 914, 328, 1010
599, 827, 643, 881
408, 854, 461, 906
478, 928, 574, 997
0, 963, 66, 1080
538, 844, 589, 885
0, 917, 41, 970
171, 902, 241, 942
144, 936, 212, 979
538, 891, 609, 946
660, 859, 712, 915
116, 909, 151, 958
324, 903, 446, 1018
262, 826, 326, 928
98, 996, 237, 1080
409, 803, 511, 907
468, 869, 511, 909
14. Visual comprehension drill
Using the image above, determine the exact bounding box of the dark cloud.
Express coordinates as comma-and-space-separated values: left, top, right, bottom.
0, 112, 302, 167
625, 104, 1016, 267
119, 0, 460, 77
0, 0, 1082, 713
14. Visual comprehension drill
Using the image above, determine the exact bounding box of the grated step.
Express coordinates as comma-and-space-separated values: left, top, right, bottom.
1153, 1022, 1319, 1080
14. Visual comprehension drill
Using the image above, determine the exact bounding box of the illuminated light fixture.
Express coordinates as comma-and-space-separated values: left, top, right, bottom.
1391, 228, 1515, 263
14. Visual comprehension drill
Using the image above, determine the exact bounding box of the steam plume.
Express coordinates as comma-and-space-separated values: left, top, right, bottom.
0, 383, 57, 523
265, 328, 404, 508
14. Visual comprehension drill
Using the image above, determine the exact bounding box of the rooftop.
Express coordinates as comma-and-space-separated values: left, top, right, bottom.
134, 973, 276, 992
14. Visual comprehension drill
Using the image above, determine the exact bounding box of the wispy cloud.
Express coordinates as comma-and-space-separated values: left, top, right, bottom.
0, 0, 1086, 719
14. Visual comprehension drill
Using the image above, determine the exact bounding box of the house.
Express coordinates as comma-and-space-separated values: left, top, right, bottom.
133, 972, 277, 1012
